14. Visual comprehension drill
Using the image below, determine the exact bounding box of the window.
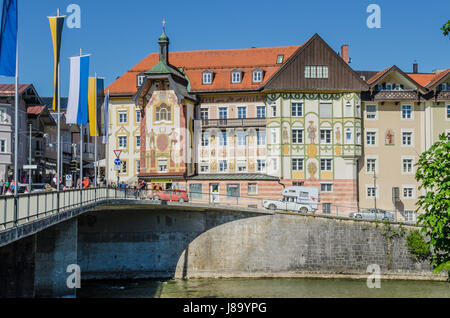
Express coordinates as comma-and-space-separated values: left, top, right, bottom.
135, 136, 141, 148
320, 159, 332, 172
403, 158, 413, 174
366, 105, 377, 119
403, 210, 416, 223
367, 158, 377, 173
248, 183, 258, 195
219, 107, 228, 120
345, 101, 353, 117
227, 184, 240, 197
118, 110, 127, 124
446, 105, 450, 119
385, 83, 392, 90
323, 203, 332, 214
219, 132, 227, 146
231, 70, 241, 84
292, 158, 304, 171
121, 161, 127, 174
345, 128, 352, 144
137, 75, 145, 87
200, 162, 209, 173
403, 187, 414, 199
321, 183, 333, 193
356, 104, 361, 118
237, 107, 247, 119
201, 132, 209, 147
0, 108, 7, 123
237, 160, 247, 172
202, 71, 213, 85
291, 103, 303, 117
200, 108, 209, 120
237, 132, 247, 146
320, 129, 332, 144
366, 131, 376, 145
219, 160, 228, 172
257, 160, 266, 172
402, 131, 412, 146
257, 106, 266, 118
292, 129, 304, 144
155, 103, 171, 122
158, 159, 168, 173
257, 130, 266, 146
271, 104, 277, 117
320, 103, 332, 118
402, 105, 412, 119
442, 83, 448, 91
276, 55, 284, 64
135, 160, 141, 174
118, 136, 127, 149
293, 182, 304, 187
271, 130, 277, 144
367, 187, 377, 198
0, 139, 6, 153
253, 70, 263, 83
305, 66, 329, 78
135, 110, 141, 123
190, 184, 203, 199
271, 158, 277, 171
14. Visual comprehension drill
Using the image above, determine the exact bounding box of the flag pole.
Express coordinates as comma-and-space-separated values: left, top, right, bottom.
56, 8, 61, 194
13, 10, 19, 199
94, 73, 98, 187
79, 48, 83, 189
106, 89, 110, 187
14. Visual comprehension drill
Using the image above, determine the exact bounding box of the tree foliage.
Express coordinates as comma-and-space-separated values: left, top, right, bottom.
442, 20, 450, 36
415, 134, 450, 275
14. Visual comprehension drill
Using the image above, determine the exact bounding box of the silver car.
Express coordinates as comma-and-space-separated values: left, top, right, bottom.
350, 209, 394, 222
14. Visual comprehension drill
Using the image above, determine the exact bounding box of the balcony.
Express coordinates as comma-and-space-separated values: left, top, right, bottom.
202, 118, 266, 128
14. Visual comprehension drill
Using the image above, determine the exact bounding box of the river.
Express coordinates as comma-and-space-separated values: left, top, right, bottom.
77, 278, 450, 298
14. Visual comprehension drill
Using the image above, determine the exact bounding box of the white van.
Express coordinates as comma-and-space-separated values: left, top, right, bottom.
263, 186, 319, 213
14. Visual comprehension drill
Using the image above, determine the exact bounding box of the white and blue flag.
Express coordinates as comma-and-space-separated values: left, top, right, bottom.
66, 55, 90, 124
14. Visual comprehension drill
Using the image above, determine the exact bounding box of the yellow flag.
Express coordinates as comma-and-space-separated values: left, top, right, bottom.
88, 77, 98, 137
48, 15, 65, 110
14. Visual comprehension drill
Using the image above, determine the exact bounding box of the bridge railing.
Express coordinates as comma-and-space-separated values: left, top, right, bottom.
0, 187, 117, 231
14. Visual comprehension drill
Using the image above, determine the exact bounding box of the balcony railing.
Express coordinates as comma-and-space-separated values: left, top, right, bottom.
202, 118, 266, 128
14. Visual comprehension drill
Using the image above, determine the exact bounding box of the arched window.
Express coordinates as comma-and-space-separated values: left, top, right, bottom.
345, 128, 352, 144
155, 103, 171, 122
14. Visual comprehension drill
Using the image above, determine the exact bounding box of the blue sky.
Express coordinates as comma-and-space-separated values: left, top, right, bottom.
1, 0, 449, 97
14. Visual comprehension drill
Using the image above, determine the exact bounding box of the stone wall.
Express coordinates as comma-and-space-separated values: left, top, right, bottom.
78, 207, 444, 280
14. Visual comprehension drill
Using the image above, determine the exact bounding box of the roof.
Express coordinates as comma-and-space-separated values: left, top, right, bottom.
107, 45, 302, 95
367, 67, 393, 85
27, 105, 47, 115
0, 84, 33, 97
41, 97, 69, 111
422, 69, 450, 88
188, 174, 280, 181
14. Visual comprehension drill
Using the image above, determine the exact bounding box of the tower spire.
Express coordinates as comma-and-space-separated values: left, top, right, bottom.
158, 19, 169, 64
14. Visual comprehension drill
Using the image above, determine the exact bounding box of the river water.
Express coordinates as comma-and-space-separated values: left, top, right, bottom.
78, 278, 450, 298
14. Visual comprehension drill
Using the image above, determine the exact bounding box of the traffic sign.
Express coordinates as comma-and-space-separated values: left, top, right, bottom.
114, 150, 122, 159
23, 165, 38, 170
114, 159, 122, 166
114, 165, 121, 171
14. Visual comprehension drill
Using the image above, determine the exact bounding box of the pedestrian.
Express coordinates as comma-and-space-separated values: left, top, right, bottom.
0, 179, 4, 195
82, 177, 90, 189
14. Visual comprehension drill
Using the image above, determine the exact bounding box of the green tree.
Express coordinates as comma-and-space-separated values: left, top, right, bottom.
442, 20, 450, 36
415, 133, 450, 278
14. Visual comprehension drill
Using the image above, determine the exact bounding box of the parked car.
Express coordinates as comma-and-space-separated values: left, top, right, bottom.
350, 209, 394, 222
263, 196, 316, 213
149, 189, 189, 203
31, 183, 46, 193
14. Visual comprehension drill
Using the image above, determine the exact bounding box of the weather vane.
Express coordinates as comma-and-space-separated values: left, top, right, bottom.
163, 18, 166, 28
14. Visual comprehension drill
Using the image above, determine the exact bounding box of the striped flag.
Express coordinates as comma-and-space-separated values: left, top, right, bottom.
66, 55, 90, 125
102, 90, 110, 144
48, 14, 65, 110
88, 77, 104, 136
0, 0, 17, 77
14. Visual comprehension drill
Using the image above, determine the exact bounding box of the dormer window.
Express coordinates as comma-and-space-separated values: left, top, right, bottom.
252, 69, 263, 83
393, 84, 402, 91
276, 55, 284, 64
385, 83, 392, 90
441, 83, 448, 91
376, 84, 383, 91
231, 70, 242, 84
137, 75, 145, 87
202, 71, 213, 85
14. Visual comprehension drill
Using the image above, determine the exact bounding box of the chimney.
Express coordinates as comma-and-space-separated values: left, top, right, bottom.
341, 45, 349, 64
413, 62, 418, 74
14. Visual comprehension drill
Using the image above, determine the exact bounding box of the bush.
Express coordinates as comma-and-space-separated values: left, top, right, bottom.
406, 230, 430, 260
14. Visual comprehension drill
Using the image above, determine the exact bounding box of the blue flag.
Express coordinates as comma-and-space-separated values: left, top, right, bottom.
0, 0, 17, 77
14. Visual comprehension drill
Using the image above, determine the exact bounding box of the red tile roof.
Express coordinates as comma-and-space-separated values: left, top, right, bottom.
107, 46, 302, 95
27, 105, 47, 115
367, 67, 393, 85
0, 84, 32, 96
422, 69, 450, 88
407, 73, 436, 87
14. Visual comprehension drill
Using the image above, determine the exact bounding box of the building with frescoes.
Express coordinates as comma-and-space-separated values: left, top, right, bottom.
106, 24, 448, 217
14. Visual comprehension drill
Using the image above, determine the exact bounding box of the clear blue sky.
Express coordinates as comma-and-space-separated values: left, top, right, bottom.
0, 0, 449, 97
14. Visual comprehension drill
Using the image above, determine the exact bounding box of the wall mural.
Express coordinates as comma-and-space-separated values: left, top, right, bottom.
306, 121, 318, 159
385, 129, 395, 146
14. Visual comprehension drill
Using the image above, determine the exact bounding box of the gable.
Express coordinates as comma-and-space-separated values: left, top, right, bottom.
263, 34, 368, 92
